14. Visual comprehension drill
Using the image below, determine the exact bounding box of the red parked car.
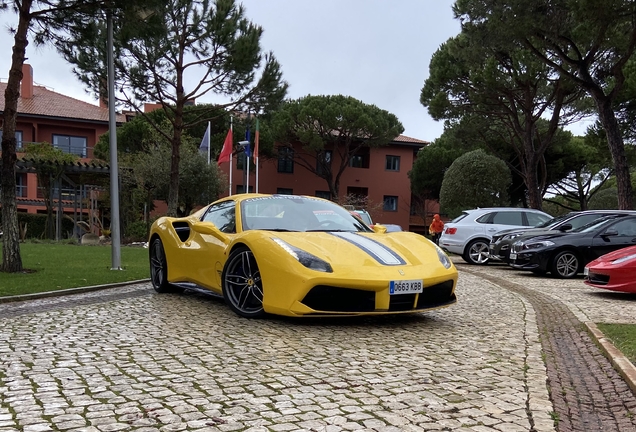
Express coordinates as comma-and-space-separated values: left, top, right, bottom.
584, 245, 636, 293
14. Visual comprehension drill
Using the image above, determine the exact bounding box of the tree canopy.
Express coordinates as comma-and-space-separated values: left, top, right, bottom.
453, 0, 636, 209
271, 94, 404, 200
56, 0, 288, 216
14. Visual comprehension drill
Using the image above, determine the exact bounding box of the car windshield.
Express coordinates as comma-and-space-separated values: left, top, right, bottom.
241, 196, 372, 232
570, 216, 619, 233
535, 213, 574, 229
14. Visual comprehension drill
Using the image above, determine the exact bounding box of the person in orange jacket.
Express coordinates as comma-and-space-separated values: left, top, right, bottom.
429, 214, 445, 245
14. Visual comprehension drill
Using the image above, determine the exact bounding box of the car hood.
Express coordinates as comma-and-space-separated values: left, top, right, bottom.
515, 230, 582, 243
495, 226, 551, 238
268, 231, 439, 267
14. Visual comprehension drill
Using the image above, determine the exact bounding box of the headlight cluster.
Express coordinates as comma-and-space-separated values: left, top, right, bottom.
272, 238, 333, 272
513, 240, 555, 252
502, 233, 521, 241
434, 244, 452, 269
612, 253, 636, 265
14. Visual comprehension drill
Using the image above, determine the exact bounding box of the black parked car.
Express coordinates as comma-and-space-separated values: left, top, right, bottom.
489, 210, 633, 263
509, 213, 636, 278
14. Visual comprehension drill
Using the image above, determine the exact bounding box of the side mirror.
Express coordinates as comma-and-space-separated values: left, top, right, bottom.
601, 229, 619, 238
372, 224, 387, 234
557, 223, 572, 232
192, 221, 230, 242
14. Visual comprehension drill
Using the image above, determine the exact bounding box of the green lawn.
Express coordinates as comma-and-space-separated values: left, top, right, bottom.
596, 323, 636, 365
0, 242, 150, 297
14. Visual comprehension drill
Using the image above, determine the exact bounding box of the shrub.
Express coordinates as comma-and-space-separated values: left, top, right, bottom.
440, 149, 512, 218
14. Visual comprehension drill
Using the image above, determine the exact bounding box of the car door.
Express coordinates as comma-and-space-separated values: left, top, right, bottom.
590, 217, 636, 260
187, 200, 237, 289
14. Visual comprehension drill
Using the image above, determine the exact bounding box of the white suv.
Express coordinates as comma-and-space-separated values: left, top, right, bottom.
439, 207, 552, 265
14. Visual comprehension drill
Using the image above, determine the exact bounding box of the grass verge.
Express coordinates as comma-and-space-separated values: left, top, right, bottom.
596, 323, 636, 365
0, 242, 149, 297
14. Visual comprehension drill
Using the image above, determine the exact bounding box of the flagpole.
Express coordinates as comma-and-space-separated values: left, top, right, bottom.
229, 115, 233, 196
255, 118, 259, 193
206, 121, 211, 164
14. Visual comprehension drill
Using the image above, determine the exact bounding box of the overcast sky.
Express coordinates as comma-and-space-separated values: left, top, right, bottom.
0, 1, 590, 141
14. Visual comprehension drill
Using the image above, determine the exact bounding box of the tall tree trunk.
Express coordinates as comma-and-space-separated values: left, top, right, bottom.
167, 137, 181, 217
596, 98, 633, 210
1, 0, 32, 272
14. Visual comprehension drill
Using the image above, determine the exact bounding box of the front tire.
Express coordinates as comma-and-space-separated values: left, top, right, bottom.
222, 247, 265, 318
551, 250, 580, 279
463, 239, 490, 265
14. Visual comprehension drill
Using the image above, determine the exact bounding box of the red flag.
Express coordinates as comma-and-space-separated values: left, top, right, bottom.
217, 129, 233, 165
254, 119, 259, 159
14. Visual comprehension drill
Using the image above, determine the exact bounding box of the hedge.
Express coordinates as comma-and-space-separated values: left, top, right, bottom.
0, 212, 76, 239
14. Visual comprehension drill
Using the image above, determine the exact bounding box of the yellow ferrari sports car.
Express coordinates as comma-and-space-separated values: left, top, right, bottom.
149, 194, 458, 318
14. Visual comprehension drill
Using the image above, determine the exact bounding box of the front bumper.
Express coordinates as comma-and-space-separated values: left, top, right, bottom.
508, 250, 549, 272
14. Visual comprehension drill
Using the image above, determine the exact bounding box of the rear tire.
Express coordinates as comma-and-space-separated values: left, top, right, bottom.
462, 239, 490, 265
551, 250, 580, 279
149, 237, 180, 293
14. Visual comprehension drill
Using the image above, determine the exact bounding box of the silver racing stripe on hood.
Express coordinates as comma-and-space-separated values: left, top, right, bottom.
330, 232, 405, 265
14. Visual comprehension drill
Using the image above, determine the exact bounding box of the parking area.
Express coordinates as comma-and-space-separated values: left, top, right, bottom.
0, 259, 635, 431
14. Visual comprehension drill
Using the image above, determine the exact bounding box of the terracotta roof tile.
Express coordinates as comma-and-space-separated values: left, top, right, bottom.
0, 82, 125, 123
393, 134, 429, 145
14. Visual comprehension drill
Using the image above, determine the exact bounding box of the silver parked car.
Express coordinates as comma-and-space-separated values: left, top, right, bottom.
439, 207, 552, 265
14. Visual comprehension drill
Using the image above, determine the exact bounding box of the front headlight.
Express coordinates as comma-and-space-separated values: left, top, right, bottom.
518, 240, 555, 251
503, 233, 521, 241
272, 238, 333, 272
434, 243, 452, 269
612, 253, 636, 265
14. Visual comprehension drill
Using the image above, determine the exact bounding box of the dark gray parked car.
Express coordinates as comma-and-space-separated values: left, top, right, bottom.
489, 210, 631, 263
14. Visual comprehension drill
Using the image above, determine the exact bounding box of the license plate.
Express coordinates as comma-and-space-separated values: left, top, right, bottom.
584, 267, 589, 276
509, 253, 517, 260
390, 279, 423, 295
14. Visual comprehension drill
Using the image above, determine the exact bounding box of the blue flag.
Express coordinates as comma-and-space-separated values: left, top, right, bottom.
243, 143, 251, 157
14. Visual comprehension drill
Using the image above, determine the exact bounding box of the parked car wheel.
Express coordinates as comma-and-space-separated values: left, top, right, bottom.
222, 247, 265, 318
150, 237, 174, 293
551, 250, 580, 279
463, 239, 490, 265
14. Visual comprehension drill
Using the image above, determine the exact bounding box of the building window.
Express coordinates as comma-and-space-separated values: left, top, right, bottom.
53, 134, 87, 157
236, 185, 254, 194
16, 173, 27, 197
315, 190, 331, 200
276, 188, 293, 195
277, 147, 294, 173
317, 150, 332, 176
349, 148, 370, 168
385, 155, 400, 171
0, 130, 23, 150
383, 195, 398, 212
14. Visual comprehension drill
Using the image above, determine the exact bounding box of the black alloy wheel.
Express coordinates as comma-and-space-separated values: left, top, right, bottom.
222, 247, 265, 318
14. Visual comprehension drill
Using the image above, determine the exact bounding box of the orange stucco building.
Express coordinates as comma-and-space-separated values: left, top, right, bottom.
0, 64, 123, 217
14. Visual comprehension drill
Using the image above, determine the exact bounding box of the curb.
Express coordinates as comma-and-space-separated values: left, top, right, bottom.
0, 279, 151, 304
585, 321, 636, 395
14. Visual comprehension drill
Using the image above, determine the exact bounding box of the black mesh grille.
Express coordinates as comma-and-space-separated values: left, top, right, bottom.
585, 272, 610, 286
389, 294, 417, 311
416, 280, 456, 309
301, 286, 376, 312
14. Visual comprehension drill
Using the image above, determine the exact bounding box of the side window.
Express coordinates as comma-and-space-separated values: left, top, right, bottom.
526, 212, 549, 227
491, 211, 523, 226
201, 201, 236, 233
475, 213, 495, 224
609, 218, 636, 236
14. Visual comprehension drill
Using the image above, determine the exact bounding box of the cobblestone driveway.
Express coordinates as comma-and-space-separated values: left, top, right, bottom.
0, 259, 634, 432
